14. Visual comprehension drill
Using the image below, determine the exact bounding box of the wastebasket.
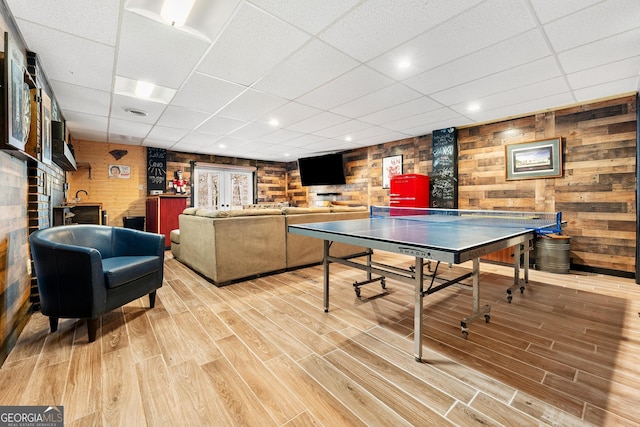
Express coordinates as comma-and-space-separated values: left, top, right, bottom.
535, 235, 570, 273
123, 216, 145, 231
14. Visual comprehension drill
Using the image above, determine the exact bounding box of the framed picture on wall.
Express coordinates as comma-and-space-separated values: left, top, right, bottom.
505, 137, 562, 180
3, 32, 29, 151
382, 155, 402, 189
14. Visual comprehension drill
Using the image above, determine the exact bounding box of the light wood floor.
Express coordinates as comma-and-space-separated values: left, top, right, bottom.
1, 251, 639, 426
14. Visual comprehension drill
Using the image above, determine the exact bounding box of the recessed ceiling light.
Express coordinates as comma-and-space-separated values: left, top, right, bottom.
124, 108, 148, 117
467, 102, 481, 113
269, 119, 279, 127
134, 81, 155, 99
345, 136, 352, 142
397, 59, 411, 69
160, 0, 196, 27
218, 143, 226, 148
284, 153, 290, 157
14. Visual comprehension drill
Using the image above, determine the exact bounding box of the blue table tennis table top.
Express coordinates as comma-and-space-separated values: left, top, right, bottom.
287, 207, 561, 264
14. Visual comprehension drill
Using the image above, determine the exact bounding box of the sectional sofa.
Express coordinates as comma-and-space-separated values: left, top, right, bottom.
176, 205, 369, 286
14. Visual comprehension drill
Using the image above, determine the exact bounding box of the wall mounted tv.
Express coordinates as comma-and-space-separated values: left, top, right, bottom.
298, 153, 346, 186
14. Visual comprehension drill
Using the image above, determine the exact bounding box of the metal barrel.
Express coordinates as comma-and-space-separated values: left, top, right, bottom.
535, 236, 570, 274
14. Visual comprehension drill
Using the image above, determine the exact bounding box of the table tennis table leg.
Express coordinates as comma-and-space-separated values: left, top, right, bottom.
414, 257, 424, 362
460, 258, 491, 338
323, 240, 330, 313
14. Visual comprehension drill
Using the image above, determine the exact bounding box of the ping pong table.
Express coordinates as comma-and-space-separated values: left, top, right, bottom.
287, 206, 561, 362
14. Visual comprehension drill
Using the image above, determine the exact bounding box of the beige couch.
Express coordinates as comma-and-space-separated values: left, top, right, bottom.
177, 206, 368, 286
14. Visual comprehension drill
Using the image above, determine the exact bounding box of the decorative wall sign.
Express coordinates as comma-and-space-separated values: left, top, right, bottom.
431, 127, 457, 208
109, 164, 130, 179
147, 147, 167, 193
382, 155, 402, 189
505, 137, 562, 180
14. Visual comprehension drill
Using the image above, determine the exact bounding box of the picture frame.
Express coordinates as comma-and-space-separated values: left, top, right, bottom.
382, 155, 402, 189
505, 137, 562, 181
4, 32, 29, 151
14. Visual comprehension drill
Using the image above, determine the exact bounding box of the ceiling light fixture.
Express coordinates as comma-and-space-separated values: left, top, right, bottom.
135, 81, 155, 99
397, 59, 411, 69
269, 119, 279, 127
161, 0, 196, 27
467, 102, 481, 113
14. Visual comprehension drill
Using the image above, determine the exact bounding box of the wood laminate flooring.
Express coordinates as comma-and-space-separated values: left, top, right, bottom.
1, 251, 639, 426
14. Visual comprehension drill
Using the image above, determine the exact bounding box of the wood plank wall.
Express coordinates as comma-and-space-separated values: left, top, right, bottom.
66, 141, 147, 228
0, 153, 30, 363
457, 95, 636, 274
67, 94, 636, 276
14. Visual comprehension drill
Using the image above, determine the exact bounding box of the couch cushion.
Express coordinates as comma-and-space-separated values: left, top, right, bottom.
226, 208, 282, 217
183, 207, 198, 215
170, 229, 180, 244
329, 205, 368, 212
102, 256, 160, 289
281, 207, 331, 214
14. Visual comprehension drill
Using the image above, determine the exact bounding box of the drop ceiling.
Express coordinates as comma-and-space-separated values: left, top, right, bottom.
6, 0, 640, 162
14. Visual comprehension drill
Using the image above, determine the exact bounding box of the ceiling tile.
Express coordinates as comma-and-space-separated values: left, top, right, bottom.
383, 107, 461, 133
197, 116, 248, 136
313, 120, 371, 139
217, 89, 288, 122
359, 97, 442, 125
256, 129, 305, 144
296, 65, 394, 110
156, 106, 211, 130
287, 112, 349, 134
145, 126, 189, 143
567, 56, 640, 90
63, 111, 108, 133
368, 0, 537, 81
196, 3, 310, 86
319, 0, 482, 62
543, 0, 640, 52
108, 118, 153, 139
403, 29, 551, 96
330, 83, 422, 118
557, 28, 640, 73
430, 57, 562, 106
15, 19, 115, 92
116, 11, 210, 88
170, 72, 246, 113
7, 0, 119, 45
253, 39, 359, 99
258, 102, 323, 128
50, 81, 111, 116
573, 77, 640, 102
529, 0, 601, 23
248, 0, 360, 34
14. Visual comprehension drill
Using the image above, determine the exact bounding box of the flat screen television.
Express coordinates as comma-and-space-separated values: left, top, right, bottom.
298, 153, 346, 186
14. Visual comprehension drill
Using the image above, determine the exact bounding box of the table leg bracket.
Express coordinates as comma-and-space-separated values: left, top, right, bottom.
460, 304, 491, 338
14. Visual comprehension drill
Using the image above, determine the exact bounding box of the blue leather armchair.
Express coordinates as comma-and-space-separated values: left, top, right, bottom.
29, 225, 164, 342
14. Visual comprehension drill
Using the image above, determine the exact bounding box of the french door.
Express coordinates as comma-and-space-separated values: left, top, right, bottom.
192, 164, 255, 210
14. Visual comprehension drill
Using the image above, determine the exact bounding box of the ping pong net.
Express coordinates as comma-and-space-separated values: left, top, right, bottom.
370, 206, 562, 235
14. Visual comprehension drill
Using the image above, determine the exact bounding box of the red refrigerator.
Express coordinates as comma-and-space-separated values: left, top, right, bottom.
390, 174, 430, 214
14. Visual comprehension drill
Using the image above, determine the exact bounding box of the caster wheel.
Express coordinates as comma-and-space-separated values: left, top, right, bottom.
520, 286, 525, 294
507, 295, 512, 303
484, 315, 490, 323
355, 288, 361, 297
462, 330, 469, 339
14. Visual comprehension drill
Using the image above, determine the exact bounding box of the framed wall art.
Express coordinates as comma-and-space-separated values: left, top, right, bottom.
3, 32, 29, 152
505, 137, 562, 181
382, 155, 402, 189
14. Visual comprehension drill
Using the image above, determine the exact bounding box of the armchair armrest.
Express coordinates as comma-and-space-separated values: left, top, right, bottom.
112, 228, 165, 258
